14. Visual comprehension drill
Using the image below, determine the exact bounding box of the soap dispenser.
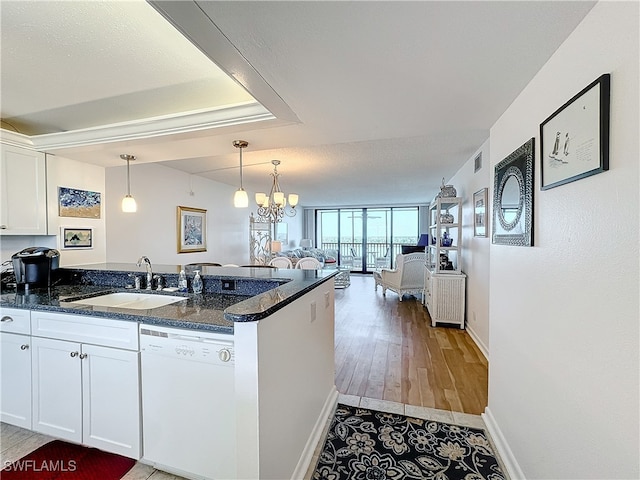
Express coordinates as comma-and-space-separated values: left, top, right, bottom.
192, 270, 203, 294
178, 270, 188, 292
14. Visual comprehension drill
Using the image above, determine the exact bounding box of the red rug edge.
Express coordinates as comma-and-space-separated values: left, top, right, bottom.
1, 439, 137, 480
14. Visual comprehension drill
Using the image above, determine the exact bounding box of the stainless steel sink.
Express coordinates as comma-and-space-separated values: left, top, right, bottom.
69, 292, 186, 310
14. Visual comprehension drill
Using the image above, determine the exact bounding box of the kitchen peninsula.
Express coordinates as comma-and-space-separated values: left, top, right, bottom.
0, 264, 338, 480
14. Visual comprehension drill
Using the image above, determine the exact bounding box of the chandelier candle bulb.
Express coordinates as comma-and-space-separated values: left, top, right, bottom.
255, 193, 267, 206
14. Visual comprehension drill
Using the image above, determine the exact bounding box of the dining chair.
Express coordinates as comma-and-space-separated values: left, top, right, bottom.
294, 257, 323, 270
268, 257, 293, 269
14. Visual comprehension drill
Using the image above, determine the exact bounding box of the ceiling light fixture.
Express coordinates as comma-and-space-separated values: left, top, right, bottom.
255, 160, 298, 223
120, 154, 137, 213
233, 140, 249, 208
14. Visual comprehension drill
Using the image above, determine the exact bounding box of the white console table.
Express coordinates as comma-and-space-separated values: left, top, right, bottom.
423, 268, 466, 329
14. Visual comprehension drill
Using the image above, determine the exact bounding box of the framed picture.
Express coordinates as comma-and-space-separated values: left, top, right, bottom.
474, 152, 482, 173
58, 187, 101, 218
492, 138, 534, 246
177, 206, 207, 253
540, 73, 610, 190
61, 227, 93, 249
473, 188, 488, 237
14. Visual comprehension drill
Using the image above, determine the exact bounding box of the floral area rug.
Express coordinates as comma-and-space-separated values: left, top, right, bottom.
312, 403, 506, 480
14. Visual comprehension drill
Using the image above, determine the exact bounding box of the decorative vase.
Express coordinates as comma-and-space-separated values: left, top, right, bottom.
441, 232, 453, 247
439, 178, 457, 198
440, 213, 454, 224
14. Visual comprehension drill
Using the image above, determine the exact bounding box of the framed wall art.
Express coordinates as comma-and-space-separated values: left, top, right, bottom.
540, 73, 610, 190
177, 206, 207, 253
58, 187, 101, 218
474, 152, 482, 173
492, 138, 535, 246
61, 227, 93, 249
473, 188, 488, 237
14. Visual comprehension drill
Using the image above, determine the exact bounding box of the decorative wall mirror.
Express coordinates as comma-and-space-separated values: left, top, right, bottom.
492, 138, 534, 246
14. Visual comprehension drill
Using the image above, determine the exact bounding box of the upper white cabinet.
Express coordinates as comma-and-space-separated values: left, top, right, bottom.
0, 143, 47, 235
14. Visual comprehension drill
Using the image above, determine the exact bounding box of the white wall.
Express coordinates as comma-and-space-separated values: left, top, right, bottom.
46, 154, 107, 266
486, 2, 639, 478
105, 162, 250, 266
1, 154, 106, 266
448, 139, 491, 357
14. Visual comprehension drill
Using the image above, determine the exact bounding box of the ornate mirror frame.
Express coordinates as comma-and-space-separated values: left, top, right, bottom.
492, 138, 535, 246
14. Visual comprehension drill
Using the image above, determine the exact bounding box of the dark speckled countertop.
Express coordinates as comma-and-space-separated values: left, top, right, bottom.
0, 263, 337, 334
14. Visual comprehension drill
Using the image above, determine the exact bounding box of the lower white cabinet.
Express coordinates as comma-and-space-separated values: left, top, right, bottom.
30, 311, 141, 459
0, 307, 32, 429
423, 268, 466, 329
0, 332, 32, 428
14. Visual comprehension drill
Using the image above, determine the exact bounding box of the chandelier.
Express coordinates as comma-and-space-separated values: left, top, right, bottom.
254, 160, 299, 223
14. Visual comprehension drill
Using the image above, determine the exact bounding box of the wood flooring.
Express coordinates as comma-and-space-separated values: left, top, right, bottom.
334, 274, 488, 415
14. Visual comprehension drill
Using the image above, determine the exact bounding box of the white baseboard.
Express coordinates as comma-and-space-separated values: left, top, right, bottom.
482, 407, 526, 480
466, 325, 489, 361
291, 385, 339, 480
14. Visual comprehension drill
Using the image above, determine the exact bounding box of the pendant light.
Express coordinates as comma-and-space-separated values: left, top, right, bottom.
120, 154, 137, 213
233, 140, 249, 208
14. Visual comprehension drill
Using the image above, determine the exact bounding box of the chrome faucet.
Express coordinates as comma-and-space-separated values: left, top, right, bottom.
137, 256, 153, 290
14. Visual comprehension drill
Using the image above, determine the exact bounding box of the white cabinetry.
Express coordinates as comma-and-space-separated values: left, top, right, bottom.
0, 144, 47, 235
424, 269, 466, 328
30, 311, 140, 458
424, 197, 467, 328
0, 308, 32, 428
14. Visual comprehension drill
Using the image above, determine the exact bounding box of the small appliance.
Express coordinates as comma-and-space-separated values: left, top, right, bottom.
11, 247, 60, 290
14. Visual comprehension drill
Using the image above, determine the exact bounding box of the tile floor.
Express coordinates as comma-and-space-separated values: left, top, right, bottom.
1, 394, 505, 480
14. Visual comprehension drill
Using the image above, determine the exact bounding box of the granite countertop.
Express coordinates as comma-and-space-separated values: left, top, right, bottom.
0, 263, 338, 334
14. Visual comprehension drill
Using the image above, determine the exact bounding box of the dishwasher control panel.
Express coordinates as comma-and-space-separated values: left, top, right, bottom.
140, 325, 234, 365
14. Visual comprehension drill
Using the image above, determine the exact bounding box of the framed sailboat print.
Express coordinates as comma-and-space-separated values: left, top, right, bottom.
540, 74, 610, 190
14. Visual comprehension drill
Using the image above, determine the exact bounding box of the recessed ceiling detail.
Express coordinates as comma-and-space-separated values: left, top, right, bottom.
0, 0, 276, 146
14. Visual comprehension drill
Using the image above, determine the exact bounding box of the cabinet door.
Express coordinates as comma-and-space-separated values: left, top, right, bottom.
31, 336, 82, 442
0, 332, 32, 428
82, 344, 140, 458
0, 144, 47, 235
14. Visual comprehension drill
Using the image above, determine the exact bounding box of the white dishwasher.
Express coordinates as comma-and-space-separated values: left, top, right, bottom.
140, 324, 236, 480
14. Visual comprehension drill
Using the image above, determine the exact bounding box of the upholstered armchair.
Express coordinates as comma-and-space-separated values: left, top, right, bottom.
373, 252, 426, 301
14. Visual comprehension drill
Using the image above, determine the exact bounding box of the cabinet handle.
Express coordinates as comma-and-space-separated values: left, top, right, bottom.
1, 316, 13, 322
79, 353, 88, 359
0, 225, 6, 229
70, 351, 79, 358
20, 344, 29, 350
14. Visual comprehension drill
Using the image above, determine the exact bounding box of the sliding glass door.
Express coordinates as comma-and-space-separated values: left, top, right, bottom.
316, 207, 419, 273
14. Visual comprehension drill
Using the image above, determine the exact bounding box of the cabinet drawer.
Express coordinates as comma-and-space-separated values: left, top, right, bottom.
31, 311, 138, 350
0, 307, 30, 334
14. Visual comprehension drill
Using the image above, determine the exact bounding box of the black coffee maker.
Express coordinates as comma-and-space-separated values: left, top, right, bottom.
12, 247, 60, 290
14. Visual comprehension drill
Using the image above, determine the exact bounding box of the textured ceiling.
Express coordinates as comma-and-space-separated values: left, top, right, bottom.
0, 0, 596, 206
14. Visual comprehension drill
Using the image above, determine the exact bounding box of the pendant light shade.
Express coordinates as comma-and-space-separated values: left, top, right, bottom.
234, 189, 248, 208
122, 195, 137, 213
233, 140, 249, 208
120, 154, 137, 213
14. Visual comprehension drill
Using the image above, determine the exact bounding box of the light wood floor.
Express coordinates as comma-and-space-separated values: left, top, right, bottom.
334, 274, 488, 415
